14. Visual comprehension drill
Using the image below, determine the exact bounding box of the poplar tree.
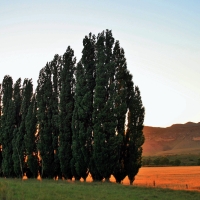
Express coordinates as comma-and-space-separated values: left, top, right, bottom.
112, 41, 129, 183
25, 95, 38, 178
72, 61, 87, 180
51, 54, 62, 178
12, 78, 23, 177
81, 33, 97, 180
93, 30, 117, 181
37, 64, 54, 178
13, 78, 22, 128
59, 46, 76, 179
92, 31, 106, 181
72, 33, 97, 180
16, 79, 33, 177
1, 75, 15, 177
126, 75, 145, 185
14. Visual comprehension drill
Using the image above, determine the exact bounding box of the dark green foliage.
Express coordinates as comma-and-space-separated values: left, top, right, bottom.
25, 95, 38, 178
81, 33, 97, 180
81, 32, 103, 181
1, 75, 15, 177
160, 157, 169, 165
173, 159, 181, 166
70, 157, 81, 181
72, 33, 97, 180
12, 128, 22, 177
1, 76, 13, 107
112, 41, 129, 183
2, 100, 15, 177
72, 61, 88, 180
37, 64, 54, 178
153, 157, 161, 165
13, 78, 22, 128
12, 78, 22, 177
36, 55, 62, 179
142, 157, 153, 166
12, 79, 33, 177
126, 80, 145, 185
11, 79, 22, 177
143, 155, 200, 166
59, 46, 76, 179
93, 30, 118, 180
51, 54, 62, 178
92, 31, 108, 181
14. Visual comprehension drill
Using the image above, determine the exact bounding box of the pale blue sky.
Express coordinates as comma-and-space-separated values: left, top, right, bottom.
0, 0, 200, 127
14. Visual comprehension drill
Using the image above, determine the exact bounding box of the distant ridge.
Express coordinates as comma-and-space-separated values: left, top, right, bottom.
170, 122, 200, 128
142, 122, 200, 156
146, 122, 200, 128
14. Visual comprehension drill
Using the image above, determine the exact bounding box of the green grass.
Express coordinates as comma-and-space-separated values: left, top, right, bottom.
0, 178, 200, 200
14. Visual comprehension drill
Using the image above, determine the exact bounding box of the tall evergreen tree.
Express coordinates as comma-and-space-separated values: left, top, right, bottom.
37, 64, 54, 178
72, 33, 97, 180
1, 75, 15, 177
13, 79, 33, 177
25, 95, 38, 178
112, 41, 129, 183
50, 54, 62, 178
72, 61, 87, 180
59, 46, 76, 179
13, 78, 22, 128
12, 78, 23, 177
126, 75, 145, 185
93, 30, 117, 181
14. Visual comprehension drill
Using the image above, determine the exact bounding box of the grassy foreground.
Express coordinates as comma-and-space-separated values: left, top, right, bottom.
0, 178, 200, 200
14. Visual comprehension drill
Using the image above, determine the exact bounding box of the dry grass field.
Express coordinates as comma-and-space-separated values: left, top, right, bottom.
82, 166, 200, 192
113, 166, 200, 191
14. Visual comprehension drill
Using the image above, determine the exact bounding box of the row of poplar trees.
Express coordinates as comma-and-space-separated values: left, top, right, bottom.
0, 30, 145, 185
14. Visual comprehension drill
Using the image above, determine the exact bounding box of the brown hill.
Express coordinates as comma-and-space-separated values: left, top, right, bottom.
142, 122, 200, 156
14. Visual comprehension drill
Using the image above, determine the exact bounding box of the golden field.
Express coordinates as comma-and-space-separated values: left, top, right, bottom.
114, 166, 200, 191
80, 166, 200, 191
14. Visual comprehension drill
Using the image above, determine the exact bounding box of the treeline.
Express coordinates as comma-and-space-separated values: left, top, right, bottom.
142, 157, 181, 166
143, 155, 200, 166
0, 30, 145, 185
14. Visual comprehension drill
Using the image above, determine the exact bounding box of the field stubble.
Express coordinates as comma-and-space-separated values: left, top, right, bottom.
119, 166, 200, 191
79, 166, 200, 191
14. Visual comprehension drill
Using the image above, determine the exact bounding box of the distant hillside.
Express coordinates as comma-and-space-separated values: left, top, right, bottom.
142, 122, 200, 156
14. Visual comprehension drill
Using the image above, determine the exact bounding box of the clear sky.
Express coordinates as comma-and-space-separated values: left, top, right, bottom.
0, 0, 200, 127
